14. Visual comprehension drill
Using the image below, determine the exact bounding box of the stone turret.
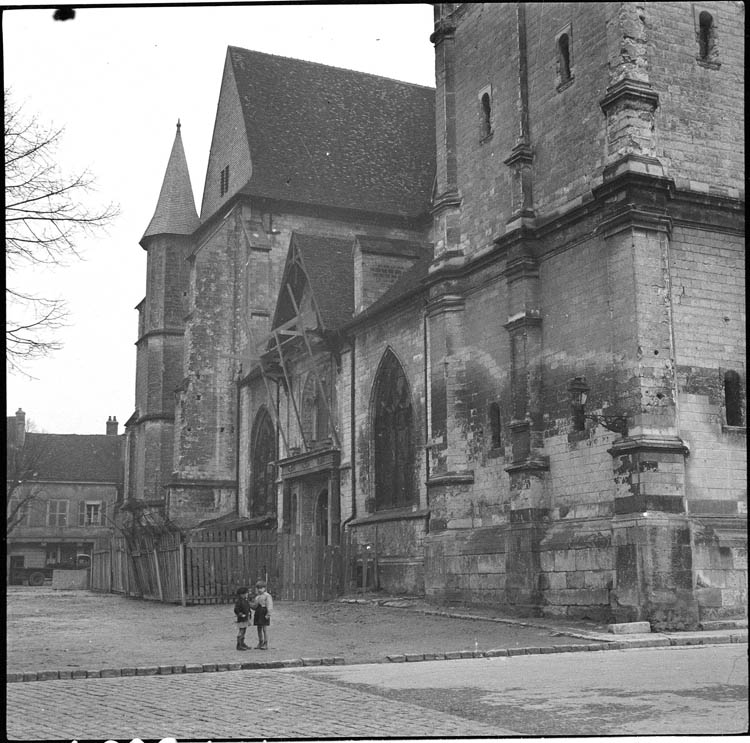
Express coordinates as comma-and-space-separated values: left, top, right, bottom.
126, 122, 198, 505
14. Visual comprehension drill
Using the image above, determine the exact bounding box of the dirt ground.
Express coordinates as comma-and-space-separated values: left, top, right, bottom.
6, 587, 596, 673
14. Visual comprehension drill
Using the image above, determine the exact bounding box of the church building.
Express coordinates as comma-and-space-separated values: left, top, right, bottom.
125, 3, 746, 627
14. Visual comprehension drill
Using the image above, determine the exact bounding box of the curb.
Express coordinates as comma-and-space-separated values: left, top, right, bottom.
7, 655, 346, 683
7, 632, 746, 683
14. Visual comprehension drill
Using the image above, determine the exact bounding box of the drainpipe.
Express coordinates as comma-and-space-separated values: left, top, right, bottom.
423, 307, 430, 511
235, 372, 242, 515
341, 337, 357, 536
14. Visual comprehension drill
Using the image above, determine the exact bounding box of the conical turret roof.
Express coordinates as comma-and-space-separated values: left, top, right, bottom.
141, 121, 200, 242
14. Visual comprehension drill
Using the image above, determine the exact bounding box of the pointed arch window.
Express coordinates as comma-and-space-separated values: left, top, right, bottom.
373, 350, 416, 511
250, 407, 276, 517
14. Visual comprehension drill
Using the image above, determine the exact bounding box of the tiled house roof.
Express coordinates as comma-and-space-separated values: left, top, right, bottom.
22, 433, 124, 483
142, 124, 200, 241
229, 47, 436, 218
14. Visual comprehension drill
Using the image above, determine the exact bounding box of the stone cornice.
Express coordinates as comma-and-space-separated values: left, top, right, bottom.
425, 293, 466, 317
135, 412, 175, 425
599, 78, 660, 114
167, 477, 237, 490
426, 470, 475, 487
503, 312, 542, 333
136, 327, 184, 345
608, 435, 690, 458
430, 189, 462, 216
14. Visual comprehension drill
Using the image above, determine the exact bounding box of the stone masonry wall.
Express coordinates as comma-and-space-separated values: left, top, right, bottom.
647, 1, 745, 195
449, 3, 610, 258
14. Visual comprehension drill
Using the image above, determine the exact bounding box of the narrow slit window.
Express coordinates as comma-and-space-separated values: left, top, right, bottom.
558, 33, 572, 84
698, 11, 716, 61
481, 92, 492, 138
219, 165, 230, 196
489, 402, 502, 449
724, 370, 743, 426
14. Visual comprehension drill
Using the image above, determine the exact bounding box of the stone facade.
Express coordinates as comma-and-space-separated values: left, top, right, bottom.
128, 3, 746, 627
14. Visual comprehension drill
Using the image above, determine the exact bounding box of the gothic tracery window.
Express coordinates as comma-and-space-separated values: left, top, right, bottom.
250, 407, 276, 517
373, 350, 416, 511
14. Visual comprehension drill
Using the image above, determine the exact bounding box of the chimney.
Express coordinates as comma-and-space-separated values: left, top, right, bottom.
15, 408, 26, 448
106, 416, 119, 436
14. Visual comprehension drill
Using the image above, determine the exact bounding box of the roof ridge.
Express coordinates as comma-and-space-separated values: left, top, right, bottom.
227, 44, 435, 91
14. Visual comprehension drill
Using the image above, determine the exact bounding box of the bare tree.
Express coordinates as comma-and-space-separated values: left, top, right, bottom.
6, 434, 50, 537
5, 89, 119, 373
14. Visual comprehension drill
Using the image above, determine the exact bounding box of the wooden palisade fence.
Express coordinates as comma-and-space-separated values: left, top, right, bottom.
91, 527, 368, 605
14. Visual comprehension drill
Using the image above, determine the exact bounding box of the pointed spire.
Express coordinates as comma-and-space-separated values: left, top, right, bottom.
141, 121, 200, 242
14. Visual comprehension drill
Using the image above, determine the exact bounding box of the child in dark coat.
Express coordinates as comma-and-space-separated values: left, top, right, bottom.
233, 586, 253, 651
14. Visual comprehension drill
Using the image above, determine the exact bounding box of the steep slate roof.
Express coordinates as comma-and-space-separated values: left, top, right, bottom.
23, 433, 124, 483
229, 47, 436, 218
142, 123, 200, 241
271, 233, 355, 334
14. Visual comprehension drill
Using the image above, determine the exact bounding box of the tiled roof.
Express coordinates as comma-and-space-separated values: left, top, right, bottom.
142, 124, 200, 241
22, 433, 124, 483
229, 47, 436, 218
292, 233, 355, 332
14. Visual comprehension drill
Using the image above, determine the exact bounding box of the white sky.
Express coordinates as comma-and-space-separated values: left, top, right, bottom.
4, 2, 435, 434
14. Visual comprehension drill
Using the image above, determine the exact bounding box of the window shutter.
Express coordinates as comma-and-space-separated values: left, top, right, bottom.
100, 501, 106, 525
79, 501, 86, 526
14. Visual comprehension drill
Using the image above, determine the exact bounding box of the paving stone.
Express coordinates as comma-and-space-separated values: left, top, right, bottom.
120, 667, 137, 676
7, 673, 22, 683
386, 655, 405, 662
185, 664, 203, 673
607, 621, 652, 634
136, 666, 159, 675
158, 665, 174, 674
444, 651, 462, 659
23, 672, 38, 682
86, 670, 101, 678
37, 670, 60, 680
100, 669, 121, 678
201, 663, 217, 673
301, 658, 323, 666
405, 653, 424, 662
621, 638, 670, 648
485, 649, 509, 657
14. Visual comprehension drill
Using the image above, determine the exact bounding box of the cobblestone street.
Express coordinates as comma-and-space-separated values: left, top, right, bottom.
6, 667, 506, 740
